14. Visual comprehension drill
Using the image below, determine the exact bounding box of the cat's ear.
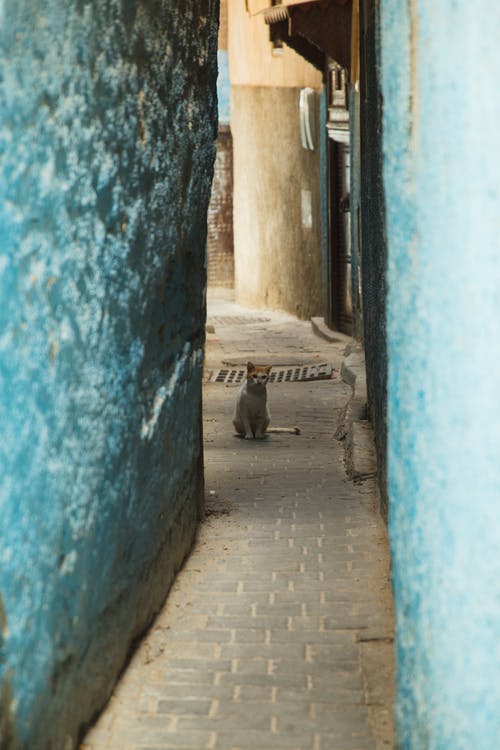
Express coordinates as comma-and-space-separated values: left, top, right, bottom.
247, 361, 254, 371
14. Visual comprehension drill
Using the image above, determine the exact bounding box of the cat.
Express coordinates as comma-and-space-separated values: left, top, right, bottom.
233, 362, 272, 439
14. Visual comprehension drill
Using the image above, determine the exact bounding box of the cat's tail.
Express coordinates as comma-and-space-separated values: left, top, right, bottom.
266, 426, 301, 435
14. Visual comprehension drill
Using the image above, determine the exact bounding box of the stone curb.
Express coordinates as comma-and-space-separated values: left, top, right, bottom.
310, 318, 377, 482
310, 317, 353, 345
340, 350, 377, 481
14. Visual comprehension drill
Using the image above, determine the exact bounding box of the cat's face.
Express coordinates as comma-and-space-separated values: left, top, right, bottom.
247, 362, 272, 386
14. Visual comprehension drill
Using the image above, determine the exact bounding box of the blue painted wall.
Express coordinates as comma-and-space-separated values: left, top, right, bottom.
217, 50, 231, 124
0, 1, 218, 748
381, 1, 500, 747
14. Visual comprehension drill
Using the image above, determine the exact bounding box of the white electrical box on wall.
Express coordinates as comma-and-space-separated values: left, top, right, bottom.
299, 87, 316, 151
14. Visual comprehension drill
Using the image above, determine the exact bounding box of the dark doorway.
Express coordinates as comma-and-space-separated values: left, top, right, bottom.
326, 62, 352, 335
328, 138, 352, 334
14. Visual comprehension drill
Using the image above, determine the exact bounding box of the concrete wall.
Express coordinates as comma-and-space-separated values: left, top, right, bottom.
228, 1, 323, 319
232, 85, 323, 319
381, 1, 500, 747
0, 2, 218, 748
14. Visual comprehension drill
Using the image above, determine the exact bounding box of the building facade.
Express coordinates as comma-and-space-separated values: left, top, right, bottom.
228, 0, 324, 319
207, 0, 235, 288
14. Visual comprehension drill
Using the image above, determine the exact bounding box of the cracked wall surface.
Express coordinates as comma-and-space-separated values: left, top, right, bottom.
0, 1, 218, 747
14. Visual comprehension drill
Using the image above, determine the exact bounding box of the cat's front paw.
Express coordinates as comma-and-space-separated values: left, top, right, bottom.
244, 433, 253, 440
254, 432, 266, 440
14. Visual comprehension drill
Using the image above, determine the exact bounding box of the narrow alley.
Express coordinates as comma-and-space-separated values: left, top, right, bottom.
1, 2, 499, 747
82, 290, 394, 750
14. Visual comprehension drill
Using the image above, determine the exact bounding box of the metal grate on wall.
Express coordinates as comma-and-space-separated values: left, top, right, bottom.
206, 363, 333, 384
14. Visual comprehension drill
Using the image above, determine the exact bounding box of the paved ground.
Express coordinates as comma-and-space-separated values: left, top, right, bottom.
82, 291, 395, 750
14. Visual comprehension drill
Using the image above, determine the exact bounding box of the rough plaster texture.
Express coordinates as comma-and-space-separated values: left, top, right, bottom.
381, 1, 500, 747
0, 1, 218, 748
232, 85, 323, 320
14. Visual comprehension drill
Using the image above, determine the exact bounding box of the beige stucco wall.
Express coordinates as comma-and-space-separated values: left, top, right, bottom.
219, 0, 228, 50
232, 85, 323, 319
228, 0, 322, 89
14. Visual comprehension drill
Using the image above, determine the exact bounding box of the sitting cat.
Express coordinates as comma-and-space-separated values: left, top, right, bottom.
233, 362, 272, 439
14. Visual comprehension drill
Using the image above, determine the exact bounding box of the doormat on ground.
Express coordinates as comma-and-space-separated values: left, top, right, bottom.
205, 363, 334, 385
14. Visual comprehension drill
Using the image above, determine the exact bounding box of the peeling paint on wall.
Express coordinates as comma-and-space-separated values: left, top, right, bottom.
141, 343, 204, 441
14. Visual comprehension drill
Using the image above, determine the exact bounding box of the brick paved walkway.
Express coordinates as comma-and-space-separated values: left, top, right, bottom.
82, 292, 394, 750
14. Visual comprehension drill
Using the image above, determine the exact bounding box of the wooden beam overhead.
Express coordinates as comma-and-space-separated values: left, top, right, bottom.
259, 0, 353, 72
290, 2, 352, 70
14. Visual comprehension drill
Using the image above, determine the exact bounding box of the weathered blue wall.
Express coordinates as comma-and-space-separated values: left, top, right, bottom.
381, 1, 500, 747
0, 1, 218, 748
